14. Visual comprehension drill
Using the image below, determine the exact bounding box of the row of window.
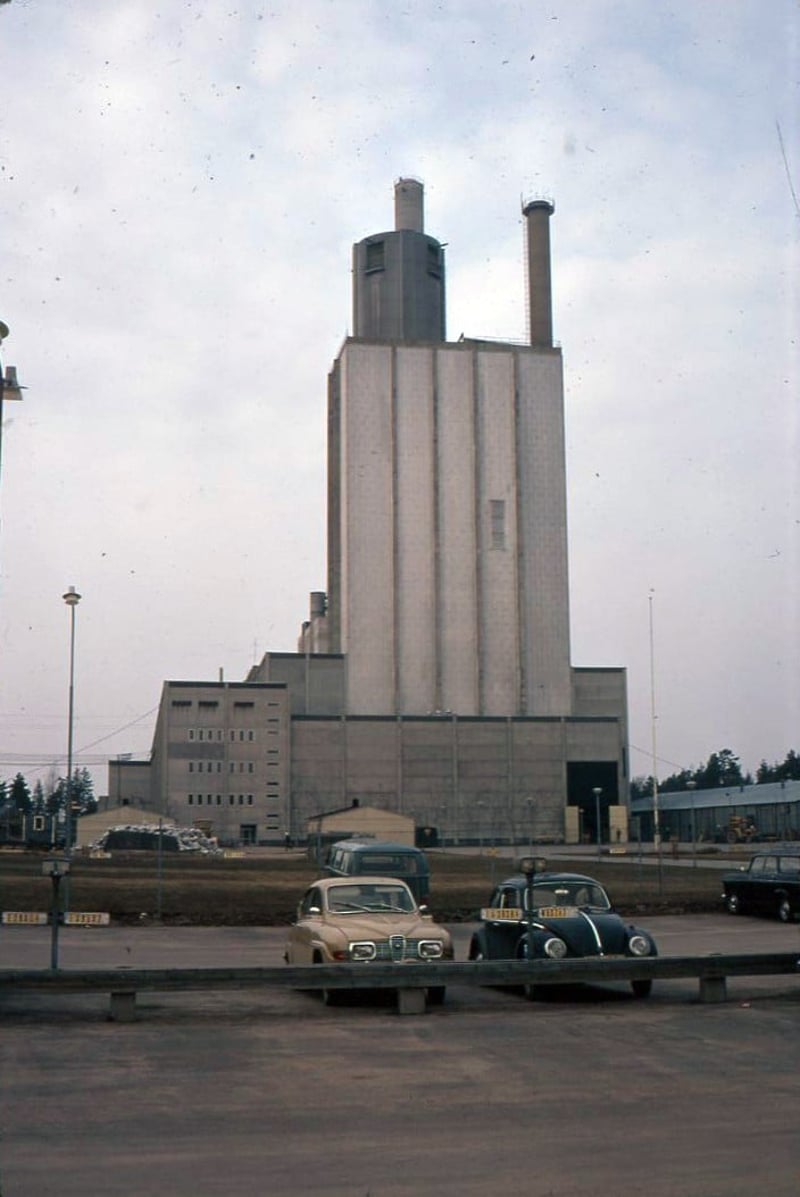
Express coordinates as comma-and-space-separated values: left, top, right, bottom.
189, 761, 256, 774
188, 766, 281, 775
188, 729, 259, 742
188, 794, 255, 806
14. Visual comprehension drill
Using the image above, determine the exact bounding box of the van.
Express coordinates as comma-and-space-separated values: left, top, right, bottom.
323, 840, 431, 906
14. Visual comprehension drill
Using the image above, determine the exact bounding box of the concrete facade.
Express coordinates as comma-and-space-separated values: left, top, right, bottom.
148, 681, 291, 845
326, 338, 571, 719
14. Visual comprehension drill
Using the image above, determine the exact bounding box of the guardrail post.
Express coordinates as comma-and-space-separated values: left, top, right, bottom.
109, 990, 137, 1022
396, 988, 426, 1015
699, 975, 727, 1003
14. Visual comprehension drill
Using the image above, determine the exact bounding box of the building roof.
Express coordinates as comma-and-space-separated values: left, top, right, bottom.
630, 779, 800, 815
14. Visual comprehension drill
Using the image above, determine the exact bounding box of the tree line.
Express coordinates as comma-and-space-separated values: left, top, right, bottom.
0, 768, 97, 818
630, 748, 800, 801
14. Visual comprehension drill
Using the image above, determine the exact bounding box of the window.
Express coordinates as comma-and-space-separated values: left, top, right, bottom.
188, 795, 194, 805
427, 242, 441, 278
234, 701, 254, 709
188, 729, 195, 741
248, 730, 254, 742
490, 499, 506, 549
229, 762, 235, 774
199, 700, 219, 709
216, 795, 221, 806
247, 795, 253, 806
188, 762, 194, 773
171, 700, 192, 708
365, 239, 385, 272
248, 763, 254, 774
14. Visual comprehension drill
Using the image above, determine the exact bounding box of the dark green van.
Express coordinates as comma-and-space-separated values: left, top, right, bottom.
323, 840, 431, 906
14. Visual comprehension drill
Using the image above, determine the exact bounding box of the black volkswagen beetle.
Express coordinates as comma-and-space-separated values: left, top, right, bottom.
468, 869, 658, 998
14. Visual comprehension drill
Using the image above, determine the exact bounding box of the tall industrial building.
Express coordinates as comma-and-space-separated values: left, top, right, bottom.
123, 179, 628, 847
326, 180, 571, 720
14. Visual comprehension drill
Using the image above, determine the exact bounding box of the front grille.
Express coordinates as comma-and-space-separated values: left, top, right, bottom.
372, 938, 425, 961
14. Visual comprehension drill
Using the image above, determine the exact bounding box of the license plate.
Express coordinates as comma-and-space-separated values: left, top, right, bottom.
538, 906, 578, 918
481, 907, 523, 921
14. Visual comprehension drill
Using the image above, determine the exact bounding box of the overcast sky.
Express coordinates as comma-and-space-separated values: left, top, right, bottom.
1, 0, 797, 800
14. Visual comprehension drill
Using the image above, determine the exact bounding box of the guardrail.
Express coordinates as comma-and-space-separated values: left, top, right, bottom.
1, 953, 798, 1019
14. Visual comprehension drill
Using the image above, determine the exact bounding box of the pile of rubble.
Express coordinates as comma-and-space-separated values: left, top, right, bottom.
91, 823, 222, 854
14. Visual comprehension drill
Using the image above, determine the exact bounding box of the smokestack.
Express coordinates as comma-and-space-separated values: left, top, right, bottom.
394, 177, 424, 232
522, 198, 555, 348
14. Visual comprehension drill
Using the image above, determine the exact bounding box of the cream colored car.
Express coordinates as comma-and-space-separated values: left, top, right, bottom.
284, 876, 453, 1004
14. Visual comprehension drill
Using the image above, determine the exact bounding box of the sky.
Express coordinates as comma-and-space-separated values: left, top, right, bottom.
0, 0, 798, 800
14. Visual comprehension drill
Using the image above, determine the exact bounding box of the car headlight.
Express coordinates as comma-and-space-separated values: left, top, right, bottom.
543, 937, 567, 959
628, 934, 652, 957
349, 941, 376, 960
418, 940, 444, 959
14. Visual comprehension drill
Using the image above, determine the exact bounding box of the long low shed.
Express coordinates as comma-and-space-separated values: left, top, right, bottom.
1, 953, 798, 1018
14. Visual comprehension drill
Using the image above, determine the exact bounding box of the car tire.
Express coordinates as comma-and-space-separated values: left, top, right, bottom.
516, 942, 536, 1001
427, 986, 446, 1006
631, 979, 652, 998
725, 893, 740, 915
321, 987, 340, 1006
777, 897, 792, 923
468, 940, 484, 962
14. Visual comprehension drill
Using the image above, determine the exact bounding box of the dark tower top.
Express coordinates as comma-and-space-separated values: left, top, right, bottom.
352, 178, 446, 342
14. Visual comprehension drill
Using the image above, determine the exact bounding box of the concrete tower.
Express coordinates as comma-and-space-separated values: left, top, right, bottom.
327, 182, 572, 719
352, 177, 446, 343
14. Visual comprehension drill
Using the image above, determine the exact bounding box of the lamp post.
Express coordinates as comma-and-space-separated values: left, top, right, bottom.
687, 780, 697, 867
42, 856, 70, 970
63, 587, 81, 857
592, 787, 603, 862
0, 320, 25, 552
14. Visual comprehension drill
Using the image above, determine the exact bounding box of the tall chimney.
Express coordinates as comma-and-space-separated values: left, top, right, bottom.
394, 177, 424, 232
522, 198, 555, 348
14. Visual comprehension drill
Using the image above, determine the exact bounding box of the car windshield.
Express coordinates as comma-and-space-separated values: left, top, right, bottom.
528, 882, 610, 911
326, 883, 416, 914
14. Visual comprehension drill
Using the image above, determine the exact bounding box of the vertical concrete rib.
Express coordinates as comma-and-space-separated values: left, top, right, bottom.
472, 350, 484, 714
513, 351, 526, 714
391, 346, 400, 714
432, 348, 443, 712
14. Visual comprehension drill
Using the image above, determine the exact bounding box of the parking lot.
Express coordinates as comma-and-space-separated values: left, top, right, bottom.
1, 916, 799, 1196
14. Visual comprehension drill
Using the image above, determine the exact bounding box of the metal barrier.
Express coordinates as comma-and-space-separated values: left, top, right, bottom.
1, 953, 797, 1019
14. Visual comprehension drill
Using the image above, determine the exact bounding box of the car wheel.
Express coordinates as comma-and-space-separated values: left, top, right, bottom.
516, 942, 536, 1001
631, 979, 652, 998
427, 986, 446, 1006
321, 987, 340, 1006
468, 939, 484, 962
777, 897, 792, 923
725, 893, 740, 915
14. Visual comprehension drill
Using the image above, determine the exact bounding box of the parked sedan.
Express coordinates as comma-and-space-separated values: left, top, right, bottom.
468, 871, 658, 998
722, 851, 800, 922
284, 876, 453, 1004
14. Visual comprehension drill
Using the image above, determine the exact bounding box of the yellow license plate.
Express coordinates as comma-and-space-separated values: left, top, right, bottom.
481, 907, 523, 921
538, 906, 578, 918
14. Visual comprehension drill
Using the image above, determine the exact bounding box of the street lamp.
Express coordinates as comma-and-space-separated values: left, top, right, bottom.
518, 854, 548, 987
687, 780, 697, 867
63, 586, 81, 858
42, 856, 70, 970
0, 320, 25, 549
592, 787, 603, 862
